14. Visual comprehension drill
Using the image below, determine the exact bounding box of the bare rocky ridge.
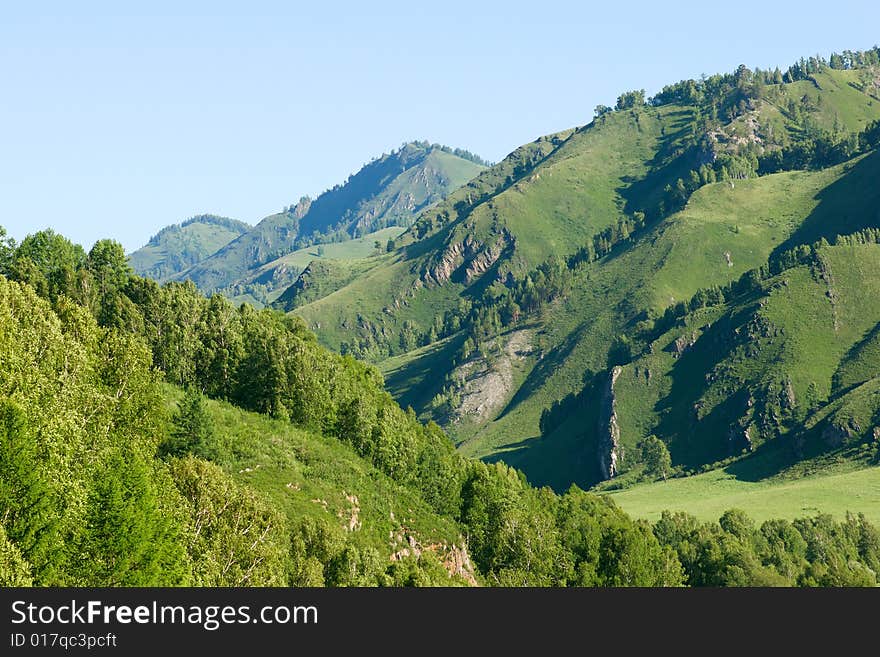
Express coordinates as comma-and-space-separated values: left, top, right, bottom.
597, 366, 623, 480
389, 526, 478, 585
338, 491, 361, 532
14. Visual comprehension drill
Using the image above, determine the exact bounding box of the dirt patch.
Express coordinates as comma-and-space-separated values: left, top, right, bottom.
453, 330, 533, 423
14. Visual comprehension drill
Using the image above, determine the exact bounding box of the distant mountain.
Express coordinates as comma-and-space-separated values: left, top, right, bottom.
224, 226, 405, 309
175, 142, 486, 294
128, 214, 250, 283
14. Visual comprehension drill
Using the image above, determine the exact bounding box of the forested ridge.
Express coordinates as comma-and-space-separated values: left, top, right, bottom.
2, 225, 880, 586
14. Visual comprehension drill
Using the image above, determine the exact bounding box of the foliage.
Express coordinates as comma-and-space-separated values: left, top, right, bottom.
641, 436, 672, 480
168, 456, 289, 586
0, 524, 33, 586
0, 400, 60, 582
159, 388, 218, 460
654, 508, 880, 586
75, 448, 190, 585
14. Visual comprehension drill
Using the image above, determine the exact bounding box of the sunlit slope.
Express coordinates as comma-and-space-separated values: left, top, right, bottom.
608, 462, 880, 526
467, 151, 880, 489
128, 215, 250, 283
294, 104, 701, 352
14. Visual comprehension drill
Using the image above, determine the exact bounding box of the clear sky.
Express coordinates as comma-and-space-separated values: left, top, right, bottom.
2, 1, 878, 252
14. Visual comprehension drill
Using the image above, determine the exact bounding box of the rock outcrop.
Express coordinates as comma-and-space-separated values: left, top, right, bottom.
597, 366, 623, 480
421, 228, 512, 286
389, 531, 479, 586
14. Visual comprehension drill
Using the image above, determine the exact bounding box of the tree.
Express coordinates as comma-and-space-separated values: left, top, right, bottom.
87, 239, 130, 298
169, 456, 289, 586
197, 294, 243, 399
76, 448, 190, 585
616, 90, 646, 110
152, 281, 204, 386
159, 387, 217, 460
0, 400, 60, 583
641, 435, 672, 480
0, 225, 15, 274
8, 229, 85, 300
288, 516, 344, 586
0, 524, 33, 586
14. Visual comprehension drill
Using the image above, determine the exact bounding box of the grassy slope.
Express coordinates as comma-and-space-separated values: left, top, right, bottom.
295, 105, 696, 353
454, 104, 693, 268
464, 151, 880, 489
787, 70, 880, 132
225, 227, 406, 308
294, 69, 880, 493
163, 386, 466, 562
128, 217, 250, 282
621, 246, 875, 464
252, 227, 405, 276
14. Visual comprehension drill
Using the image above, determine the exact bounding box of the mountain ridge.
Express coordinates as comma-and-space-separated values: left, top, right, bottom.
286, 50, 880, 492
128, 214, 251, 283
172, 142, 486, 295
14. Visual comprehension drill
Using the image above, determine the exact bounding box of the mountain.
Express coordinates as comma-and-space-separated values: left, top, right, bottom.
174, 142, 487, 295
7, 49, 880, 588
128, 214, 251, 283
286, 50, 880, 491
6, 228, 880, 587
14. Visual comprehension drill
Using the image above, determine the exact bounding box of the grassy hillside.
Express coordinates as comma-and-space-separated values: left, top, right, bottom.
128, 214, 250, 283
170, 386, 474, 580
177, 143, 485, 294
225, 226, 405, 308
489, 156, 880, 491
291, 64, 880, 494
293, 103, 700, 354
462, 160, 868, 454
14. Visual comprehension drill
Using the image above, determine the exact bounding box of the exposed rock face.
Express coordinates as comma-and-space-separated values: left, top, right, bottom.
421, 228, 512, 286
597, 366, 623, 480
672, 331, 698, 357
289, 196, 313, 220
822, 419, 860, 447
440, 544, 478, 586
337, 492, 361, 532
389, 532, 479, 586
728, 423, 753, 452
452, 330, 533, 423
424, 234, 479, 285
464, 240, 506, 284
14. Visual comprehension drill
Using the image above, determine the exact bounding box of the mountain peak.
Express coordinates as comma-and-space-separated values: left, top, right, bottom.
129, 214, 250, 283
163, 142, 486, 295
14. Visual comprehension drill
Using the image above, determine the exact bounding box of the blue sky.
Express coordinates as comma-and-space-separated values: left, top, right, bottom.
2, 1, 878, 252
